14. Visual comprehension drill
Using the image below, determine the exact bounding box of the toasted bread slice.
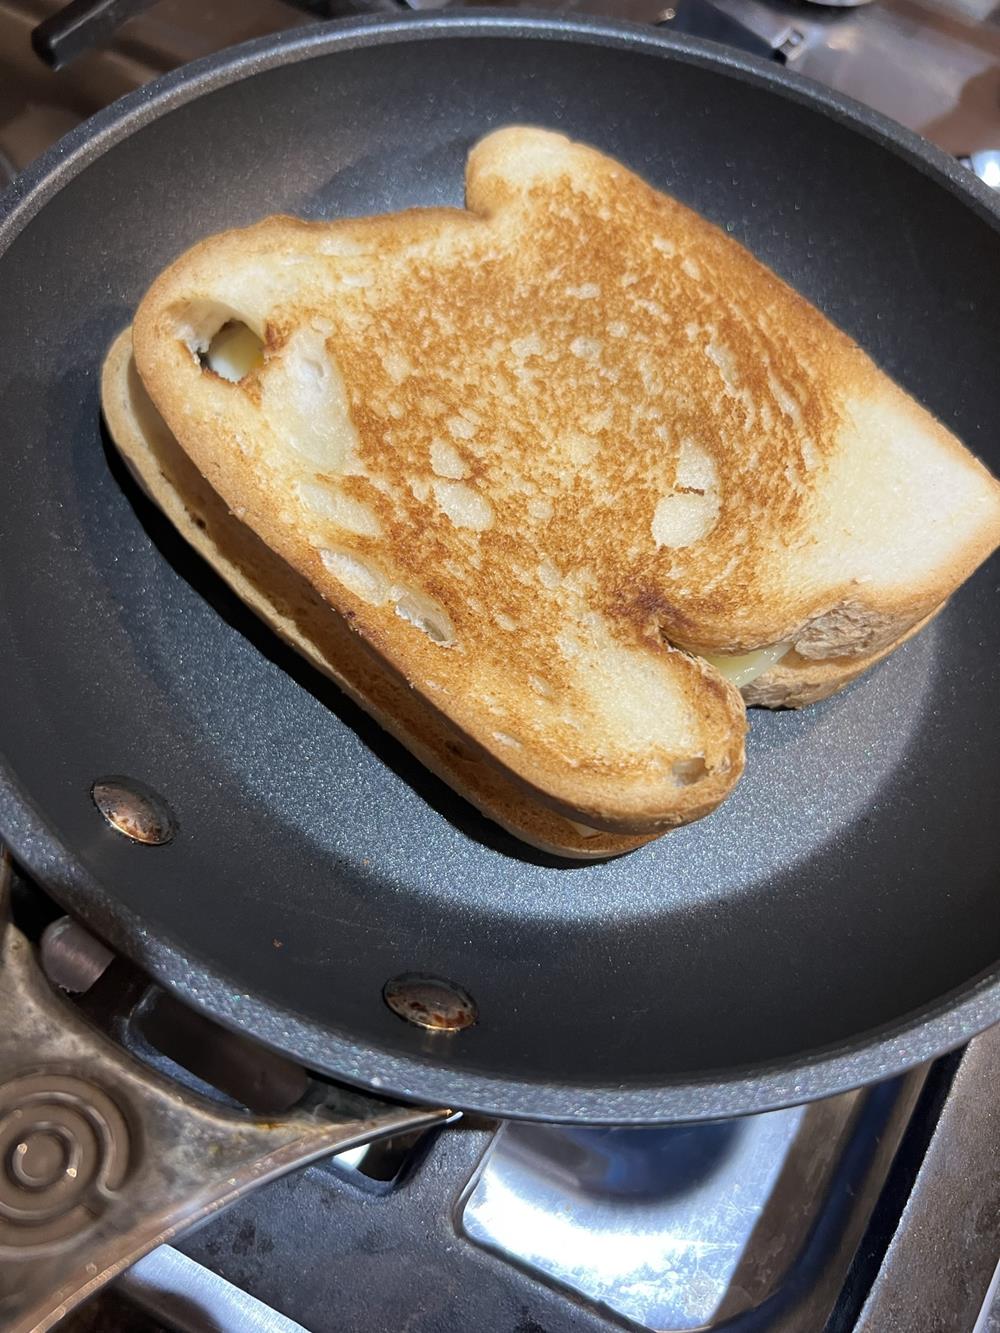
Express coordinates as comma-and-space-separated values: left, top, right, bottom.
102, 330, 650, 858
104, 329, 932, 861
128, 126, 1000, 833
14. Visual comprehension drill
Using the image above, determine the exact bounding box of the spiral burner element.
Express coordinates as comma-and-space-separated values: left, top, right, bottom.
0, 1074, 131, 1249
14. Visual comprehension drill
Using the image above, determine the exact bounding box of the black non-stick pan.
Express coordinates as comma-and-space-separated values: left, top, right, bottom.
1, 13, 1000, 1317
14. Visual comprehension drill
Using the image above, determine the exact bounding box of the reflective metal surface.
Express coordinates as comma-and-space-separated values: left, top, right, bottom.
465, 1113, 813, 1328
462, 1073, 928, 1331
968, 147, 1000, 186
383, 973, 478, 1032
120, 1245, 310, 1333
39, 915, 114, 992
90, 776, 177, 845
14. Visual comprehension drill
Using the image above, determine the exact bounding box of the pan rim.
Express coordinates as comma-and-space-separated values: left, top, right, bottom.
1, 10, 999, 1122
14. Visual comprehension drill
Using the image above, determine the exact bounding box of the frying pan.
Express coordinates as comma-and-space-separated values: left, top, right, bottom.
1, 10, 1000, 1322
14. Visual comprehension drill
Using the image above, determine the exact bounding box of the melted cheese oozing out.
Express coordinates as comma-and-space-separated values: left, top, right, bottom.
568, 819, 603, 839
206, 322, 265, 382
700, 643, 790, 688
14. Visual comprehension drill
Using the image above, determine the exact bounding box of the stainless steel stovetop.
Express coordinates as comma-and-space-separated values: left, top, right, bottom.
2, 3, 1000, 1330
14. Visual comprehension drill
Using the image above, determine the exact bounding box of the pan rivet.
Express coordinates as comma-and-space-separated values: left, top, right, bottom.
383, 974, 477, 1032
90, 777, 176, 846
656, 6, 676, 19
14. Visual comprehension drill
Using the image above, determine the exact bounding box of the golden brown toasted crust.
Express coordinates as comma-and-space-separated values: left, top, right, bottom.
462, 130, 1000, 657
101, 330, 651, 858
128, 127, 1000, 830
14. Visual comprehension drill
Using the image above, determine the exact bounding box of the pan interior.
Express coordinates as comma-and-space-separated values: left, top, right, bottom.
1, 28, 999, 1105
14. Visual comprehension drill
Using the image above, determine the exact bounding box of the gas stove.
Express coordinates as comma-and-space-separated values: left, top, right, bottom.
2, 0, 1000, 176
11, 865, 1000, 1333
2, 3, 1000, 1331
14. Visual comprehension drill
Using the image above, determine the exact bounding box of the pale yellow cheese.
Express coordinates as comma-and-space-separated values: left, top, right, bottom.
700, 643, 790, 688
206, 322, 265, 382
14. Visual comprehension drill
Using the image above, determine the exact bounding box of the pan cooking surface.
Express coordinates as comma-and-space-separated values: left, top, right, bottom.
1, 18, 998, 1119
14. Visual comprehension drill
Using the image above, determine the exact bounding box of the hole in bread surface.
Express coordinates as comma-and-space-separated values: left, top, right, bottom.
319, 548, 456, 646
672, 756, 708, 786
296, 480, 381, 537
393, 588, 456, 646
319, 548, 389, 605
200, 321, 265, 382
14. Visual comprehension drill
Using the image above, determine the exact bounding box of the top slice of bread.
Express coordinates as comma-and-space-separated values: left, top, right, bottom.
102, 328, 651, 859
131, 127, 1000, 833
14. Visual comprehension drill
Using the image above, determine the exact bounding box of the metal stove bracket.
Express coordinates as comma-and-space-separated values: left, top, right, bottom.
0, 852, 450, 1333
852, 1021, 1000, 1333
